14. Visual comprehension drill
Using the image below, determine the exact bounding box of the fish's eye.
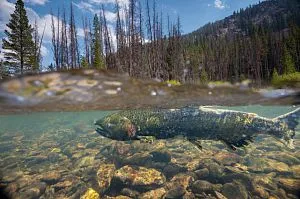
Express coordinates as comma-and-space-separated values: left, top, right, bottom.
107, 123, 116, 128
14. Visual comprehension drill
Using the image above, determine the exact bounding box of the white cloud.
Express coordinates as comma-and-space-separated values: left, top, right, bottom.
24, 0, 48, 5
214, 0, 226, 10
40, 44, 48, 56
73, 1, 118, 23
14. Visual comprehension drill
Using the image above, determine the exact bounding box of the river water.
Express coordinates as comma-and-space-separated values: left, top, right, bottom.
0, 71, 299, 199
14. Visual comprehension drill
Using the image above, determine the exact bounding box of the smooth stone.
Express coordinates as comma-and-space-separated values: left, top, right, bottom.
122, 153, 152, 166
170, 173, 194, 189
290, 165, 300, 177
40, 171, 61, 185
221, 182, 248, 199
80, 188, 100, 199
163, 163, 187, 178
150, 150, 171, 163
253, 186, 269, 199
18, 182, 47, 199
76, 156, 95, 168
165, 185, 186, 199
278, 178, 300, 195
120, 188, 140, 198
113, 165, 166, 190
97, 163, 116, 194
213, 151, 241, 166
138, 188, 166, 199
191, 180, 222, 194
194, 168, 209, 179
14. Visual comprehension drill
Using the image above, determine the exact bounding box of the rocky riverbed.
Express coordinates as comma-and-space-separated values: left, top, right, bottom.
0, 112, 299, 199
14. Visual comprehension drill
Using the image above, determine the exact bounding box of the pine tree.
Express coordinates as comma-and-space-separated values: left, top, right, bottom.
282, 47, 296, 74
80, 56, 89, 68
92, 14, 104, 69
200, 68, 209, 84
2, 0, 35, 74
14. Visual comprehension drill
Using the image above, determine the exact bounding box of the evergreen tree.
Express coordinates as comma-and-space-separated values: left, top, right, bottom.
2, 0, 35, 74
271, 68, 279, 85
80, 56, 89, 68
92, 14, 104, 69
200, 68, 208, 84
282, 47, 296, 74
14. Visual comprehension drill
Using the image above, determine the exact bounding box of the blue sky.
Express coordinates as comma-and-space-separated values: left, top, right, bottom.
0, 0, 262, 67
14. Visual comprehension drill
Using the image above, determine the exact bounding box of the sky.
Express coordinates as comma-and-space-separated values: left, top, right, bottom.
0, 0, 262, 67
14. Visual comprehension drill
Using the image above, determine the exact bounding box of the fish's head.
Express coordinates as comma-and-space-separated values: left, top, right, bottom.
95, 114, 137, 141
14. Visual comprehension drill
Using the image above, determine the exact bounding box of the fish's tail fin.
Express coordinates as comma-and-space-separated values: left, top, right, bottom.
275, 107, 300, 131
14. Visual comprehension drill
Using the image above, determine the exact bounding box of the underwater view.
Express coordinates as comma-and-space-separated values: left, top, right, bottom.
0, 92, 300, 199
1, 0, 300, 198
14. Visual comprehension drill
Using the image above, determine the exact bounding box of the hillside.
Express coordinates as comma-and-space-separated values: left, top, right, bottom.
183, 0, 300, 84
186, 0, 300, 39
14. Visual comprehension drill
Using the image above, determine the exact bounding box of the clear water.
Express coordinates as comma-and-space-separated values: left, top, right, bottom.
0, 105, 299, 199
0, 71, 299, 199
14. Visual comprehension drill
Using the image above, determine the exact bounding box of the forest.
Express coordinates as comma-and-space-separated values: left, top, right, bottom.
1, 0, 300, 86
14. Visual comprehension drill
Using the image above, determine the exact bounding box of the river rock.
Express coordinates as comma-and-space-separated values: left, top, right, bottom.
163, 163, 187, 178
194, 168, 209, 179
76, 156, 95, 168
122, 153, 152, 166
170, 173, 194, 189
277, 178, 300, 195
80, 188, 100, 199
266, 159, 290, 173
120, 188, 140, 198
213, 151, 241, 166
207, 162, 224, 181
150, 150, 171, 163
253, 186, 269, 199
252, 173, 278, 191
40, 171, 61, 185
18, 182, 47, 199
113, 165, 166, 191
221, 182, 248, 199
139, 188, 166, 199
191, 180, 222, 194
266, 152, 300, 165
165, 185, 186, 199
290, 165, 300, 178
97, 163, 116, 194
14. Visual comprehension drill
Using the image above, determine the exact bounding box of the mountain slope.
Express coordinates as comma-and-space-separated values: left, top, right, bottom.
187, 0, 300, 39
182, 0, 300, 84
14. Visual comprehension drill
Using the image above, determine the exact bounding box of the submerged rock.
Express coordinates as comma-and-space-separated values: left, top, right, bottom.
253, 186, 269, 199
18, 182, 47, 199
120, 188, 140, 198
76, 156, 95, 168
165, 185, 186, 199
278, 178, 300, 195
194, 168, 209, 179
290, 165, 300, 178
191, 180, 222, 194
221, 182, 248, 199
113, 165, 166, 190
150, 150, 171, 163
139, 188, 166, 199
80, 188, 100, 199
97, 163, 116, 194
40, 171, 61, 185
162, 163, 187, 178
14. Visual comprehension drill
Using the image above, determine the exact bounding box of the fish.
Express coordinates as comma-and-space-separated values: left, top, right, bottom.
95, 106, 299, 150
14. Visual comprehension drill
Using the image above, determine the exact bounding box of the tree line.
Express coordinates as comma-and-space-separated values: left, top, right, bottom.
1, 0, 299, 85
